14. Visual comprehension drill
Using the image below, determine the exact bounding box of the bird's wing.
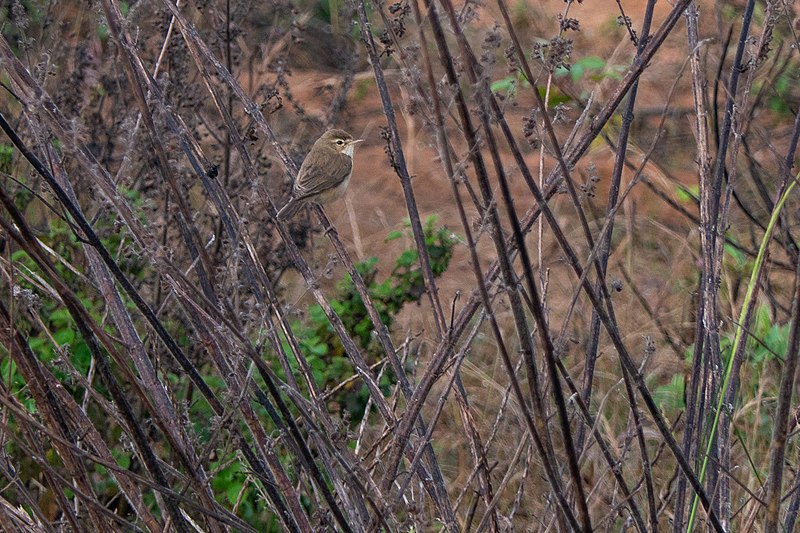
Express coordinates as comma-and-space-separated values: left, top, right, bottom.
293, 153, 352, 200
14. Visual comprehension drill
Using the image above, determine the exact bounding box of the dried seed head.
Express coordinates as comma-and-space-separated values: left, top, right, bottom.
533, 36, 573, 72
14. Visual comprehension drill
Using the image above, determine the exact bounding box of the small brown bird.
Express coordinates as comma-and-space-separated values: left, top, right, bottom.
277, 129, 363, 219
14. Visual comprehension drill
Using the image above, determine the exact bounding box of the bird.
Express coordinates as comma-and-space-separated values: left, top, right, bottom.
277, 129, 363, 219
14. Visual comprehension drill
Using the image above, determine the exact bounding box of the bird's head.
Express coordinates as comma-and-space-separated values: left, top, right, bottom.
321, 129, 363, 156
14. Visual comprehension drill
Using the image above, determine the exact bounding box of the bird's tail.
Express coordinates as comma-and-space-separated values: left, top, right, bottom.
277, 197, 303, 220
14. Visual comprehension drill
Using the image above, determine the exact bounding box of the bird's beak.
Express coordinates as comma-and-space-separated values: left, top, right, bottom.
350, 139, 364, 145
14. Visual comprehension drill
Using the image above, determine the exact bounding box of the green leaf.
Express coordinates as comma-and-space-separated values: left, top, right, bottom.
491, 76, 516, 93
112, 449, 131, 469
307, 340, 328, 357
396, 249, 418, 268
53, 328, 74, 346
576, 56, 606, 70
48, 308, 72, 326
570, 64, 584, 83
385, 230, 403, 242
537, 86, 571, 106
0, 144, 13, 173
723, 241, 747, 269
308, 305, 327, 325
675, 184, 699, 203
71, 340, 90, 362
227, 480, 245, 505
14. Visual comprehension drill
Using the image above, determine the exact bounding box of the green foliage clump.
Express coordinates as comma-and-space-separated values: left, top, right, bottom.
333, 215, 456, 349
289, 216, 458, 415
761, 63, 800, 116
657, 305, 792, 414
5, 190, 149, 396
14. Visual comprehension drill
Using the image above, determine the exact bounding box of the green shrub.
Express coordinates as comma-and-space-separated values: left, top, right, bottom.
286, 215, 457, 417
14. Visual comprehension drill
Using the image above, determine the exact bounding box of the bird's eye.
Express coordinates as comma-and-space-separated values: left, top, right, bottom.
337, 140, 344, 145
